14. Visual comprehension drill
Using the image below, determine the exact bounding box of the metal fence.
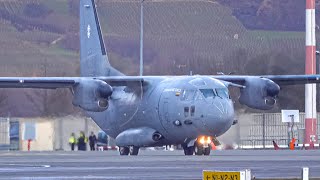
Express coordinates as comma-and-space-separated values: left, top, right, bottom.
0, 118, 9, 150
239, 113, 320, 149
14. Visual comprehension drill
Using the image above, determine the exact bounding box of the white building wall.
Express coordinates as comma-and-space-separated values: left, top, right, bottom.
54, 115, 101, 151
10, 116, 101, 151
20, 118, 54, 151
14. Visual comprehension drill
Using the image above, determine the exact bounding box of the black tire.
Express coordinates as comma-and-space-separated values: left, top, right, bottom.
129, 146, 139, 156
195, 145, 204, 155
183, 146, 194, 155
203, 147, 211, 156
119, 147, 129, 155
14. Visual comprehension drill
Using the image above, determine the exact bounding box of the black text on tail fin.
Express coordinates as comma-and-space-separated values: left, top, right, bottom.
80, 0, 122, 77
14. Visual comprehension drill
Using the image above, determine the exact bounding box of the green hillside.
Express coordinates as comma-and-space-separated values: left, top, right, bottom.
0, 0, 314, 116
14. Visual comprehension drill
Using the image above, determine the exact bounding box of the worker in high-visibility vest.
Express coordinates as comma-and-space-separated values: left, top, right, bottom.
78, 131, 88, 151
69, 133, 77, 151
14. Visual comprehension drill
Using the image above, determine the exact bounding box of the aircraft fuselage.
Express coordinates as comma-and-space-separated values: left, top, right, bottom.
88, 76, 234, 146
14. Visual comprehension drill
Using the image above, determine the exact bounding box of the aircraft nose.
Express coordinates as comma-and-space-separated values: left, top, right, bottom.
204, 100, 234, 136
211, 100, 229, 115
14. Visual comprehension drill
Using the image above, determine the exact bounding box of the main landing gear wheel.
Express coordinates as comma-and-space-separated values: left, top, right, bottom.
195, 145, 204, 155
183, 146, 195, 155
129, 146, 140, 156
203, 147, 211, 156
119, 147, 129, 155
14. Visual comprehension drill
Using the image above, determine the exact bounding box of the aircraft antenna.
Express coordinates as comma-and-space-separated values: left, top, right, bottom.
139, 0, 144, 76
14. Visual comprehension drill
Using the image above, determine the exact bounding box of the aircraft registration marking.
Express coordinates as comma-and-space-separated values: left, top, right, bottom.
163, 88, 182, 92
203, 171, 241, 180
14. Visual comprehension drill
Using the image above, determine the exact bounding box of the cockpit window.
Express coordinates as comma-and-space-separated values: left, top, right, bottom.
199, 89, 216, 98
189, 78, 206, 86
181, 90, 196, 101
215, 88, 229, 99
195, 91, 204, 100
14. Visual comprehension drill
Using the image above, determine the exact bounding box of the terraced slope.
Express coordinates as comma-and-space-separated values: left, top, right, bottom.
0, 0, 313, 116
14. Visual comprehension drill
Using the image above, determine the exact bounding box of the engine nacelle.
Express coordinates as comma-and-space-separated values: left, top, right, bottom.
72, 79, 113, 112
115, 127, 163, 147
239, 77, 280, 110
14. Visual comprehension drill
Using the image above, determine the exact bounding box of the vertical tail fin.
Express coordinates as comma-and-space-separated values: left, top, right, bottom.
80, 0, 122, 77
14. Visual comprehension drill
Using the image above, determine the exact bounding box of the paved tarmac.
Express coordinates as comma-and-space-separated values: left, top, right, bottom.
0, 150, 319, 180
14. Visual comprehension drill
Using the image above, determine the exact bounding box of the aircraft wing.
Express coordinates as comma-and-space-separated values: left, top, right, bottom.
214, 74, 320, 110
1, 75, 319, 89
0, 77, 79, 89
102, 75, 320, 87
262, 75, 320, 85
215, 75, 320, 86
0, 76, 148, 89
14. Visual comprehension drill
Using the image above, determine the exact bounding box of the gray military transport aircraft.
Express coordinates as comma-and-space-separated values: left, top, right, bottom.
1, 0, 320, 155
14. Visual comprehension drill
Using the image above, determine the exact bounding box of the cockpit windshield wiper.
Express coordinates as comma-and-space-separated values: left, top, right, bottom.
215, 89, 223, 99
199, 89, 216, 98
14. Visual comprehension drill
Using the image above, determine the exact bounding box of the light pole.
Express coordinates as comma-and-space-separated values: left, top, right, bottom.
139, 0, 144, 76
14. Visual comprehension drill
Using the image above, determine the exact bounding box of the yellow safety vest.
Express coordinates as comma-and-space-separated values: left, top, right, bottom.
69, 136, 76, 144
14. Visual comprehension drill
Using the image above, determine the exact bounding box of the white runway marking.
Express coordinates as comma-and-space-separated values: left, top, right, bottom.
0, 150, 320, 179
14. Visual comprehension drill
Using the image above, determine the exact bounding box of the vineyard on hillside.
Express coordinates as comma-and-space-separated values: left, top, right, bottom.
0, 0, 317, 116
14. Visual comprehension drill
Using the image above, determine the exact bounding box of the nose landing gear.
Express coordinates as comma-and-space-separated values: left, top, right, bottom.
195, 136, 212, 156
183, 136, 216, 156
195, 143, 211, 155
